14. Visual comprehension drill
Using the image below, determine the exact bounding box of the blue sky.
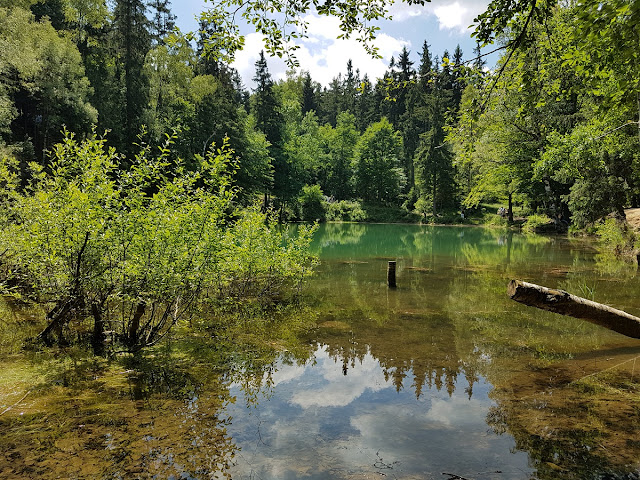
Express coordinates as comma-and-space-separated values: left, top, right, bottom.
170, 0, 493, 89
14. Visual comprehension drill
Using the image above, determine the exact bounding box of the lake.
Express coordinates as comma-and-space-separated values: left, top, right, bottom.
1, 224, 640, 479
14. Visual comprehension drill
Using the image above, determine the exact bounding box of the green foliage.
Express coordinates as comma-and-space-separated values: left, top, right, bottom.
3, 0, 638, 232
319, 111, 360, 200
325, 200, 367, 222
595, 218, 635, 257
566, 177, 626, 229
218, 208, 318, 309
195, 0, 400, 67
0, 6, 97, 159
414, 195, 432, 222
354, 117, 405, 204
522, 214, 553, 234
298, 184, 326, 222
238, 113, 274, 196
284, 111, 327, 189
0, 132, 318, 353
538, 116, 634, 229
112, 0, 151, 155
360, 203, 419, 223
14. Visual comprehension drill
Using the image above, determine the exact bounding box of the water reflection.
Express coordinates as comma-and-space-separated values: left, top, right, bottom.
225, 344, 530, 480
302, 224, 640, 479
2, 224, 640, 479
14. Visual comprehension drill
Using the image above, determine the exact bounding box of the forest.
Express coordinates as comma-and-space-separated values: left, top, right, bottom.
1, 0, 639, 352
1, 0, 639, 228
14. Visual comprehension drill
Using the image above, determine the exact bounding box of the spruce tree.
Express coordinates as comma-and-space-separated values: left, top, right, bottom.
342, 59, 358, 114
197, 18, 223, 76
451, 45, 464, 110
418, 41, 433, 88
252, 51, 290, 214
355, 74, 378, 131
301, 72, 317, 115
113, 0, 151, 157
148, 0, 176, 45
397, 47, 415, 84
472, 41, 485, 71
252, 51, 283, 147
320, 75, 343, 126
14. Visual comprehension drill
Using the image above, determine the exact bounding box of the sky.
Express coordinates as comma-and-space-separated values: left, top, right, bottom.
170, 0, 493, 89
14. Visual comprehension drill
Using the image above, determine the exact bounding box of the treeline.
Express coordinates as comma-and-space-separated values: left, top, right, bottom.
1, 0, 639, 228
0, 0, 473, 223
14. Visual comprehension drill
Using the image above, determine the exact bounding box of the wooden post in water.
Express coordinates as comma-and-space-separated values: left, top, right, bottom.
387, 261, 397, 288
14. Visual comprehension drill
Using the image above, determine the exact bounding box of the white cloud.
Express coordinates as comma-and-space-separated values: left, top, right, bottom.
224, 344, 531, 479
231, 15, 408, 88
268, 362, 307, 387
424, 395, 492, 428
389, 0, 489, 32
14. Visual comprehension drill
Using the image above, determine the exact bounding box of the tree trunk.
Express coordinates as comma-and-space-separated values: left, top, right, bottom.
508, 279, 640, 339
636, 89, 640, 144
37, 298, 76, 346
508, 192, 514, 222
432, 170, 437, 216
128, 301, 146, 348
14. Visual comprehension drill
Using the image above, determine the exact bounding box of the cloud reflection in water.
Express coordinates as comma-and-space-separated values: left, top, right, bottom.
225, 344, 531, 479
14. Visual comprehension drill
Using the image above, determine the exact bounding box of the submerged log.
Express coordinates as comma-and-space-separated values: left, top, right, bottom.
508, 279, 640, 339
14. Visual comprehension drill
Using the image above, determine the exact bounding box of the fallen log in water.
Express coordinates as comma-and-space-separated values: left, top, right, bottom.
507, 279, 640, 339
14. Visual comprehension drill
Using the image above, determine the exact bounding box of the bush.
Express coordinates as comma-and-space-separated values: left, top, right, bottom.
595, 217, 635, 256
326, 200, 367, 222
414, 196, 432, 222
219, 208, 318, 308
361, 203, 420, 223
522, 214, 554, 234
0, 132, 318, 354
567, 177, 627, 229
299, 184, 326, 222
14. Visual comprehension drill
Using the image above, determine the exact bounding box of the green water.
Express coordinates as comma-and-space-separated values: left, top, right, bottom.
1, 224, 640, 479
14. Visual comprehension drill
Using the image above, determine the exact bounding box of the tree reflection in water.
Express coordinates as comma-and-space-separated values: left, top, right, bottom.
2, 224, 640, 479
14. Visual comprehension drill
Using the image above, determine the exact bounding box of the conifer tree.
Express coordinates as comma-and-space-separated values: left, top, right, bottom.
418, 41, 433, 88
301, 72, 317, 115
252, 51, 291, 214
355, 74, 378, 131
342, 59, 358, 114
472, 41, 485, 71
148, 0, 176, 45
252, 51, 282, 147
395, 46, 416, 190
197, 18, 225, 77
451, 45, 464, 111
113, 0, 151, 157
320, 75, 343, 126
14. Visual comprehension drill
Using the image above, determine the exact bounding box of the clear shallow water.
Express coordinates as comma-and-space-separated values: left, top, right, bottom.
2, 224, 640, 479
